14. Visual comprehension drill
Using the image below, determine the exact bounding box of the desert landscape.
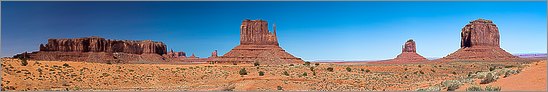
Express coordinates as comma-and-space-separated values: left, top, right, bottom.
2, 17, 546, 91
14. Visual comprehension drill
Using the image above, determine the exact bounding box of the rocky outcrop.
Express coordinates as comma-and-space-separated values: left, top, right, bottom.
210, 50, 218, 58
443, 19, 517, 60
40, 36, 167, 55
19, 36, 168, 63
215, 19, 304, 65
166, 49, 186, 58
387, 39, 427, 63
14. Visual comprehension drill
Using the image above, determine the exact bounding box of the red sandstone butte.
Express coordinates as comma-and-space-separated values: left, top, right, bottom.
214, 19, 304, 65
392, 39, 427, 62
18, 36, 168, 63
442, 19, 517, 60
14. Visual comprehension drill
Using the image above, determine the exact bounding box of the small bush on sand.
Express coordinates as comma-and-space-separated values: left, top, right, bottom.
289, 64, 294, 66
489, 67, 496, 71
346, 67, 352, 72
283, 71, 289, 76
239, 68, 248, 75
466, 85, 483, 91
258, 71, 264, 76
277, 86, 283, 90
366, 69, 371, 73
442, 80, 462, 91
310, 67, 314, 71
480, 72, 498, 84
416, 86, 441, 91
63, 63, 70, 67
302, 72, 307, 76
327, 67, 334, 72
304, 62, 311, 66
315, 63, 320, 66
20, 58, 28, 66
485, 85, 501, 91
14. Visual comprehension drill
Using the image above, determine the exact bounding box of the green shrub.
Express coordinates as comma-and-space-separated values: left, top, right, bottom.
283, 71, 289, 76
442, 80, 462, 91
63, 63, 70, 67
289, 64, 294, 66
346, 67, 352, 72
277, 86, 283, 90
310, 67, 314, 71
239, 68, 248, 75
327, 67, 334, 72
485, 86, 501, 91
315, 63, 320, 66
304, 62, 311, 66
416, 86, 441, 91
489, 67, 496, 71
480, 72, 498, 84
21, 58, 28, 66
302, 72, 307, 76
366, 69, 371, 73
258, 71, 264, 76
466, 85, 483, 91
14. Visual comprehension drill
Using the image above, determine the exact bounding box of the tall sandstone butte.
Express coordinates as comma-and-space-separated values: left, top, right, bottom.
391, 39, 427, 62
22, 36, 168, 63
215, 19, 304, 65
442, 19, 517, 60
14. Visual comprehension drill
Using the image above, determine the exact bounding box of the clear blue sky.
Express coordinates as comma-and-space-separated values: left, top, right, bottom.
2, 2, 546, 61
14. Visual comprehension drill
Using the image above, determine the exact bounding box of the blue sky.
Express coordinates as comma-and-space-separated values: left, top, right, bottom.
2, 2, 546, 61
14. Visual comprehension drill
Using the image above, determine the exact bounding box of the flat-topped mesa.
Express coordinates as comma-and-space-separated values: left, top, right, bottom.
240, 19, 279, 46
461, 18, 500, 48
216, 19, 304, 65
39, 36, 167, 55
443, 19, 516, 60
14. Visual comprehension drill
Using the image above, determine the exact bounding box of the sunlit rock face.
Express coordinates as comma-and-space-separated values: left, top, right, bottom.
443, 19, 517, 60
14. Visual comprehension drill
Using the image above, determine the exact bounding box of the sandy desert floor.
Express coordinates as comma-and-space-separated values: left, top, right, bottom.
1, 58, 544, 91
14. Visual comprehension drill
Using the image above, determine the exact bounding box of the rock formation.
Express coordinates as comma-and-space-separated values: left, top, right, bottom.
210, 50, 218, 58
189, 53, 197, 58
391, 39, 427, 62
215, 19, 304, 65
442, 19, 517, 60
166, 49, 186, 58
39, 36, 167, 55
18, 36, 168, 63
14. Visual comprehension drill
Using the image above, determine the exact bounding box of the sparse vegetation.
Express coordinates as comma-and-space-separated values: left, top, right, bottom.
258, 71, 264, 76
63, 63, 70, 67
480, 72, 498, 84
442, 80, 462, 91
365, 69, 371, 73
239, 68, 248, 75
315, 63, 320, 66
20, 58, 28, 66
346, 67, 352, 72
277, 86, 283, 91
466, 85, 483, 91
304, 62, 311, 66
283, 71, 289, 76
485, 85, 501, 91
327, 67, 334, 72
302, 72, 307, 76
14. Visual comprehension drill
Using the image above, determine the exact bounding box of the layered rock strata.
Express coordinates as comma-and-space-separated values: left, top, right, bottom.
443, 19, 517, 60
215, 19, 304, 65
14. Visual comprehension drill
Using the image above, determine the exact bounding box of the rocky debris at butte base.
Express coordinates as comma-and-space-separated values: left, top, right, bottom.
442, 19, 517, 60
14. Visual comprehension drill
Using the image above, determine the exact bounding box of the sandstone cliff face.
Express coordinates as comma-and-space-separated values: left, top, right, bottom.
402, 39, 417, 52
443, 19, 516, 60
40, 36, 167, 55
461, 19, 500, 48
240, 19, 279, 45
